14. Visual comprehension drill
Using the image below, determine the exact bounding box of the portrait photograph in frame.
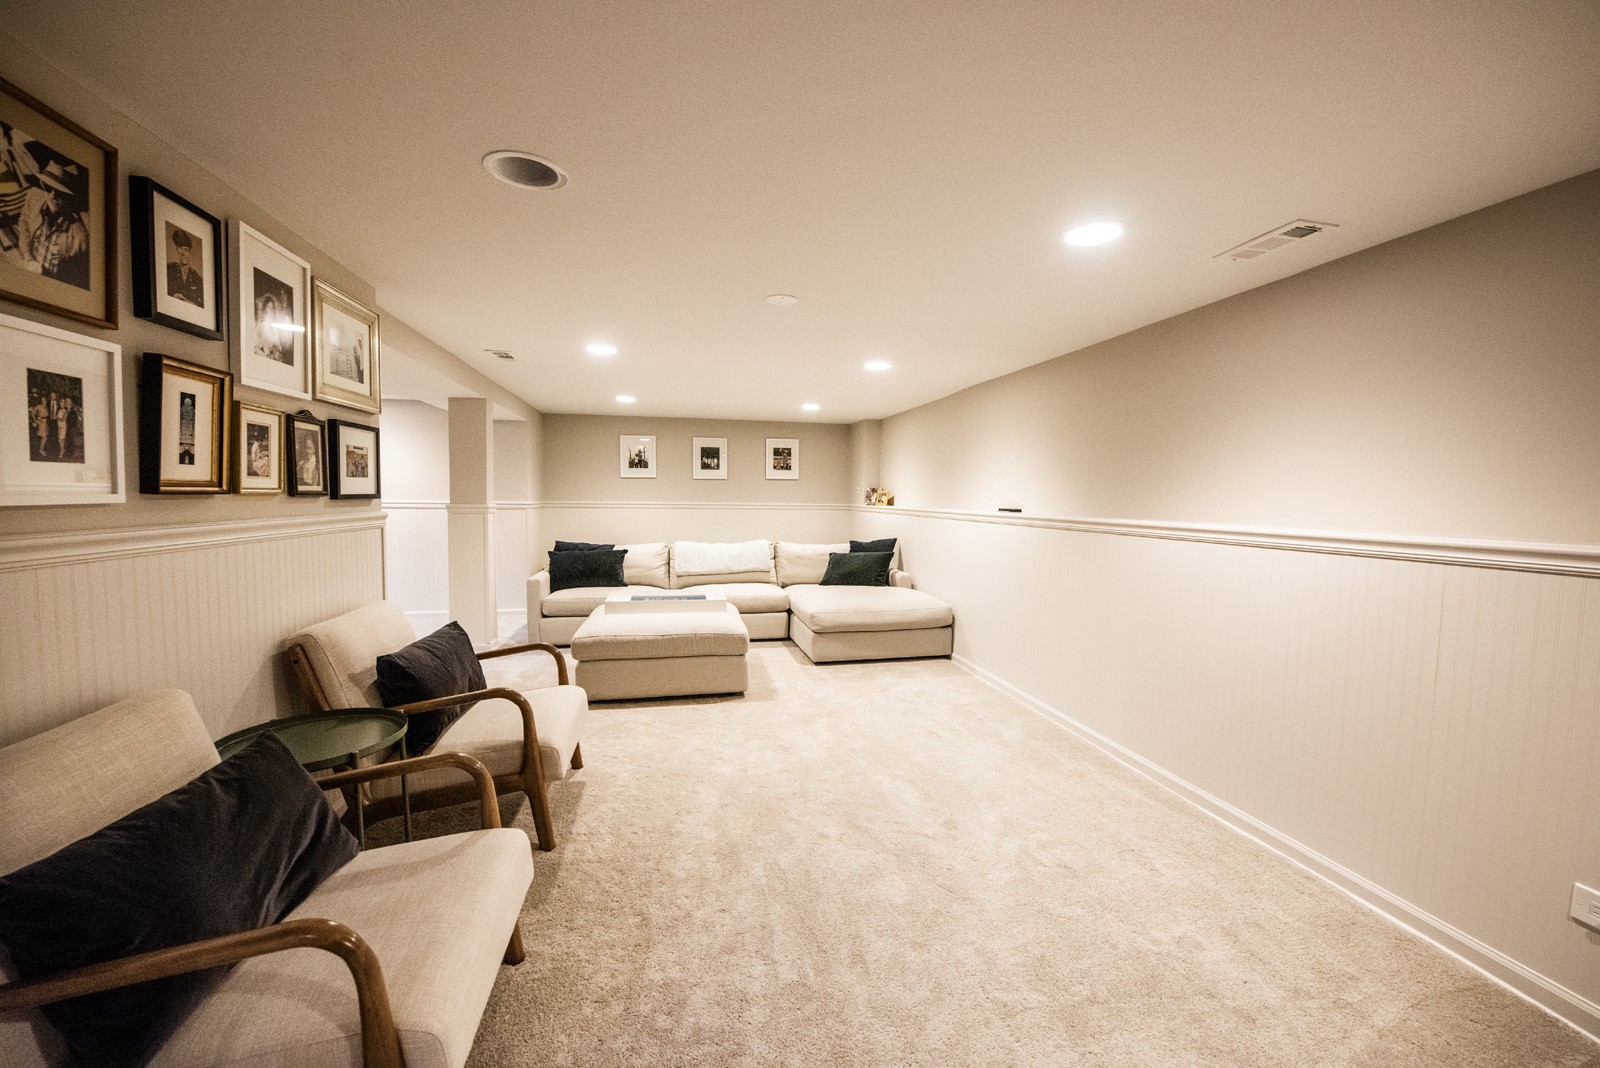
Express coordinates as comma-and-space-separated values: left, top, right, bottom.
230, 219, 310, 400
765, 438, 799, 480
235, 401, 283, 494
286, 409, 327, 497
138, 352, 231, 494
328, 418, 380, 499
312, 280, 381, 414
0, 311, 124, 506
0, 76, 117, 329
620, 434, 656, 478
130, 175, 223, 339
692, 437, 727, 480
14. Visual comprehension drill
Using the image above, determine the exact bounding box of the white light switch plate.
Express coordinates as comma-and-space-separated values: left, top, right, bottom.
1571, 883, 1600, 934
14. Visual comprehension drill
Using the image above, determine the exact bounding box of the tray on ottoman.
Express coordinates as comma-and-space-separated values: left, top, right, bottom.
571, 599, 750, 700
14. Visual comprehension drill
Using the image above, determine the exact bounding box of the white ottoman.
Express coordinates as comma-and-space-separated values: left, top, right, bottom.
571, 599, 750, 700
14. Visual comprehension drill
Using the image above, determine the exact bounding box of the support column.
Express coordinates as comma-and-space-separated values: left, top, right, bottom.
448, 397, 496, 643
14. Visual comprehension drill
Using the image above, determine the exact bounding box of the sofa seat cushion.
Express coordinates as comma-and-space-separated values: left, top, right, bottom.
785, 585, 954, 634
147, 828, 533, 1068
542, 584, 669, 617
685, 582, 789, 614
570, 603, 749, 662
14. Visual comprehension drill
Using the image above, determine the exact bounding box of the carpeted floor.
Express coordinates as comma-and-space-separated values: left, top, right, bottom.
392, 643, 1599, 1067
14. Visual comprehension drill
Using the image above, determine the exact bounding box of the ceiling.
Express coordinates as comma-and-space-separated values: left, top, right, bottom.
6, 1, 1598, 422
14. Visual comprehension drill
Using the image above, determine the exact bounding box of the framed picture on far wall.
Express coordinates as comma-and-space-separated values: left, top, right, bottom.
312, 280, 381, 414
693, 437, 727, 480
230, 219, 311, 400
286, 409, 327, 497
138, 353, 231, 494
327, 418, 379, 499
0, 311, 124, 507
0, 76, 118, 330
765, 438, 799, 480
620, 434, 656, 478
234, 401, 283, 494
129, 176, 223, 340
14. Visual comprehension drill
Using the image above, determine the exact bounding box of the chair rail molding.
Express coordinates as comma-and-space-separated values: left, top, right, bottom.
543, 500, 847, 512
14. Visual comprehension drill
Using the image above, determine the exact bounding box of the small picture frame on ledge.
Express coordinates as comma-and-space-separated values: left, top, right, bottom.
138, 353, 231, 494
286, 409, 327, 497
129, 176, 224, 340
234, 401, 283, 494
327, 418, 380, 499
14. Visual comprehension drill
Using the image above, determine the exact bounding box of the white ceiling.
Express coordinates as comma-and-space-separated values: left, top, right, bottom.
6, 1, 1598, 422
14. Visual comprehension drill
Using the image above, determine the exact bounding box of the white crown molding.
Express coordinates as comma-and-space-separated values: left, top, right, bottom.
542, 500, 848, 512
0, 511, 387, 573
854, 505, 1600, 578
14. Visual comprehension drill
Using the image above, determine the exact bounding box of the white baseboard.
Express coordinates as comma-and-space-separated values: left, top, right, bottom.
497, 608, 527, 639
951, 653, 1600, 1043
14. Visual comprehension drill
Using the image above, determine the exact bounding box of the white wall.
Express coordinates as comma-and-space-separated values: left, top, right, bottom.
865, 171, 1600, 1035
494, 418, 536, 636
379, 400, 450, 633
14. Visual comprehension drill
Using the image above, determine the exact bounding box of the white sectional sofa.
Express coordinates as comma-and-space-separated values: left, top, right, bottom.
527, 540, 954, 663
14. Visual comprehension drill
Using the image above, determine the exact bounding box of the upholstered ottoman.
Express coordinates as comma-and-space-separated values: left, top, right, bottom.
570, 599, 750, 700
785, 585, 954, 663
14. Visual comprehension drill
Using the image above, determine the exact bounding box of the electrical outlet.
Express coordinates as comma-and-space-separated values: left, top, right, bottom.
1572, 883, 1600, 934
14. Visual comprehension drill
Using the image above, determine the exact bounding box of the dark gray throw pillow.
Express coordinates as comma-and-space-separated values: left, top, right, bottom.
553, 540, 614, 552
820, 550, 893, 586
374, 620, 486, 752
850, 538, 897, 555
548, 548, 628, 593
0, 733, 358, 1068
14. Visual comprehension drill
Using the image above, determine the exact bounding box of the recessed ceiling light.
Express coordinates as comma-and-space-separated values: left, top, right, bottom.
801, 402, 820, 412
864, 360, 892, 372
585, 342, 618, 356
615, 394, 636, 404
482, 150, 568, 190
766, 294, 799, 306
1063, 221, 1124, 247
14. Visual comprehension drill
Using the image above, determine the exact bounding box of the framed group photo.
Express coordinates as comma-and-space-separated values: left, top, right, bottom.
235, 401, 283, 494
138, 353, 232, 494
130, 176, 223, 339
765, 438, 799, 480
620, 434, 656, 478
286, 409, 327, 496
0, 311, 124, 507
231, 219, 311, 400
328, 418, 379, 499
312, 281, 381, 414
692, 437, 727, 479
0, 76, 117, 329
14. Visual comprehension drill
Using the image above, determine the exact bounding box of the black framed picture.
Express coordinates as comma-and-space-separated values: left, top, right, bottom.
129, 176, 224, 339
286, 409, 327, 497
327, 418, 379, 500
138, 353, 232, 494
0, 75, 118, 329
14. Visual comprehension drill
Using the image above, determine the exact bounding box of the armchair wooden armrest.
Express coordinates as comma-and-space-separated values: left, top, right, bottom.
392, 687, 539, 783
319, 751, 502, 830
0, 918, 404, 1068
476, 640, 569, 685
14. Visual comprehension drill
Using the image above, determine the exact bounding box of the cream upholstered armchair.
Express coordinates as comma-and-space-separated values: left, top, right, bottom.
283, 601, 585, 851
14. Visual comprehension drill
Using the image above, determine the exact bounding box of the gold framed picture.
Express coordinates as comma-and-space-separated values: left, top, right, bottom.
235, 401, 283, 494
312, 280, 380, 413
138, 353, 231, 494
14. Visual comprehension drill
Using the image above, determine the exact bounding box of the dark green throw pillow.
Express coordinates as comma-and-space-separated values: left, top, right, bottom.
820, 550, 892, 587
548, 548, 628, 592
850, 538, 897, 554
553, 540, 614, 552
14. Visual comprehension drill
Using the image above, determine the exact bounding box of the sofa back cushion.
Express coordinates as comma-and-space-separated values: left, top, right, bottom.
775, 542, 850, 586
0, 689, 218, 878
670, 540, 776, 588
283, 601, 418, 710
617, 542, 670, 588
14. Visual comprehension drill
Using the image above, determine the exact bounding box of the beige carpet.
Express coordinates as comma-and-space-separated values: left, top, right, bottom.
393, 643, 1598, 1067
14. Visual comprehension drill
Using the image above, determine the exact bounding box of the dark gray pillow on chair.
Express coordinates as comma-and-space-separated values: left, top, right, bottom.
374, 620, 486, 752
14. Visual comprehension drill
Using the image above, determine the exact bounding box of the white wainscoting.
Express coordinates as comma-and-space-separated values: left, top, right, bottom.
0, 512, 386, 746
496, 501, 538, 638
383, 499, 450, 636
851, 506, 1600, 1038
538, 501, 851, 549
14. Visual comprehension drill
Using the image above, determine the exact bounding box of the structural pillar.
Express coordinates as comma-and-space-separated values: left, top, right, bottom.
448, 397, 497, 643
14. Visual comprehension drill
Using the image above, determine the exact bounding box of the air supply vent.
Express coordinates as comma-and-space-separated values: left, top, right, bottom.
1215, 219, 1338, 261
487, 349, 514, 361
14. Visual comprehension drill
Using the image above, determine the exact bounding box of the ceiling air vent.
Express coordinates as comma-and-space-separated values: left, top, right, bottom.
1215, 219, 1338, 261
486, 349, 514, 361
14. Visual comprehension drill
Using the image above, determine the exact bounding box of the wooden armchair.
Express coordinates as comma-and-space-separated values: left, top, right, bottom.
283, 601, 586, 851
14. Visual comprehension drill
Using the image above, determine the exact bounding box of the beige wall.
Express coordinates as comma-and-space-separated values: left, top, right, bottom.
381, 400, 449, 501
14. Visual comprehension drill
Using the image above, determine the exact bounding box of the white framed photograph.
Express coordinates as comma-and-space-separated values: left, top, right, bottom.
620, 434, 656, 478
312, 280, 381, 414
765, 437, 799, 480
0, 311, 124, 506
231, 220, 311, 400
693, 437, 727, 480
235, 401, 283, 494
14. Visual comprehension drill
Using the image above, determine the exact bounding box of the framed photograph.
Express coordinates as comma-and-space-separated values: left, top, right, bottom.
138, 353, 231, 494
129, 176, 223, 339
692, 437, 727, 480
286, 409, 327, 497
0, 311, 123, 506
0, 76, 117, 329
328, 418, 380, 499
231, 219, 311, 399
620, 434, 656, 478
235, 401, 283, 494
312, 280, 381, 413
766, 438, 799, 480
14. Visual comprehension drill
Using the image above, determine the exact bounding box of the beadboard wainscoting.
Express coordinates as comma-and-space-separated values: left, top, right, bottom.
537, 501, 852, 551
0, 512, 386, 747
851, 506, 1600, 1038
